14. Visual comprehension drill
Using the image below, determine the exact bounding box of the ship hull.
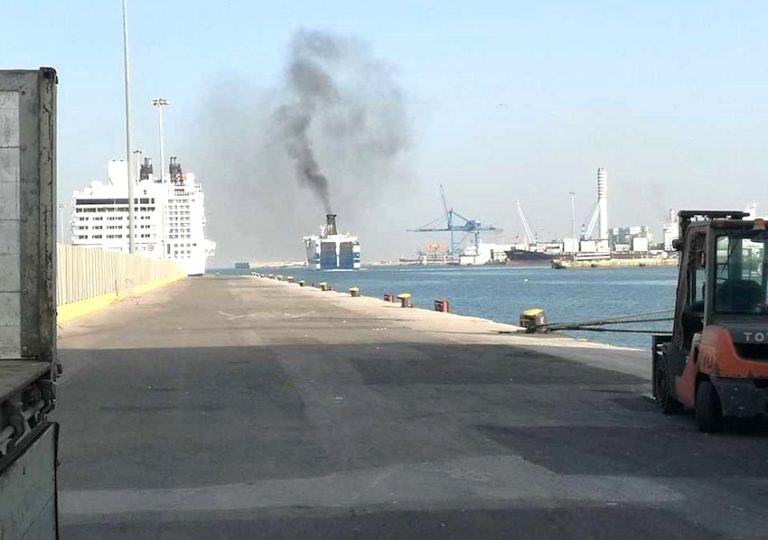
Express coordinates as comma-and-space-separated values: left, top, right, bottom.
504, 249, 553, 266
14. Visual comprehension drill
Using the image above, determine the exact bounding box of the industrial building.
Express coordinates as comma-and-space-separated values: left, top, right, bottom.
662, 210, 678, 252
610, 226, 652, 253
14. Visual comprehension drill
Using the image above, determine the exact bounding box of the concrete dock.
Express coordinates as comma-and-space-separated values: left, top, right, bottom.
55, 277, 768, 539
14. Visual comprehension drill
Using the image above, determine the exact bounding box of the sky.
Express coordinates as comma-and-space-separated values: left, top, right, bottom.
3, 1, 768, 265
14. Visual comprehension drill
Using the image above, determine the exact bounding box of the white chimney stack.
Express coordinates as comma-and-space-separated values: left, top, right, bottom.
597, 167, 608, 240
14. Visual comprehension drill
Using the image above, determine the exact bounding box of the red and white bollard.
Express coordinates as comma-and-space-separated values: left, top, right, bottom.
434, 299, 450, 313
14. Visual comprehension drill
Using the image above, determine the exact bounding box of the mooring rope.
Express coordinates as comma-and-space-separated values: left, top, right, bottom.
535, 309, 674, 334
565, 327, 672, 334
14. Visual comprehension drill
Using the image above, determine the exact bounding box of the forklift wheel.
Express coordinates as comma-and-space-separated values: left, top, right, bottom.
655, 367, 682, 415
695, 380, 722, 433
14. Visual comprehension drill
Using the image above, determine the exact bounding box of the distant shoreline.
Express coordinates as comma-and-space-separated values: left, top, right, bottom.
221, 260, 679, 271
551, 257, 678, 270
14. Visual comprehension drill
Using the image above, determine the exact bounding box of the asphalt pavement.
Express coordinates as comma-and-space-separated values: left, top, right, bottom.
54, 276, 768, 539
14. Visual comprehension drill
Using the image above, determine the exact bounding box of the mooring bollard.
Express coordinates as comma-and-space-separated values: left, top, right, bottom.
349, 287, 360, 297
434, 299, 450, 313
519, 308, 547, 333
397, 293, 413, 308
319, 282, 329, 291
276, 275, 283, 281
267, 274, 275, 279
383, 293, 395, 303
298, 280, 306, 287
287, 276, 294, 284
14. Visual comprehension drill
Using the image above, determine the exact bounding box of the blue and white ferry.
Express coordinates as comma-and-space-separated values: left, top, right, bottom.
303, 214, 361, 270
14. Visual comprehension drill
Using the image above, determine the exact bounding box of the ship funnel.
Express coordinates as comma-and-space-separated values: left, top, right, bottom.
325, 214, 338, 236
140, 157, 153, 181
169, 157, 183, 183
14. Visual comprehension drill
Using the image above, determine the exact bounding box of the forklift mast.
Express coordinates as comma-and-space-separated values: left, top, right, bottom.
674, 210, 750, 251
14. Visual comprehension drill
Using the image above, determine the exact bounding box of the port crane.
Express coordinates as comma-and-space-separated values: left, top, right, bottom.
583, 200, 600, 239
515, 201, 537, 246
408, 185, 500, 263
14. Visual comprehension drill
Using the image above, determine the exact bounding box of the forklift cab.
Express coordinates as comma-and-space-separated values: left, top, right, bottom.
671, 214, 768, 354
654, 210, 768, 431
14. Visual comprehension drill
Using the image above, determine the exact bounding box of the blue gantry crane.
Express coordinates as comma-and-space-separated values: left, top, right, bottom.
408, 185, 501, 263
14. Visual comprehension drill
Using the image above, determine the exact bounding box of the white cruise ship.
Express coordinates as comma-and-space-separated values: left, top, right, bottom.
70, 157, 215, 276
304, 214, 361, 270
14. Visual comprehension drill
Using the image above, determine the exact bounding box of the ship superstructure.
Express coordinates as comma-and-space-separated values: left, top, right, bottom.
304, 214, 361, 270
70, 158, 215, 276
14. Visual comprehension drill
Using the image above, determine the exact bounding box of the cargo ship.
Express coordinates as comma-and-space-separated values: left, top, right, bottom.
304, 214, 361, 270
503, 248, 553, 266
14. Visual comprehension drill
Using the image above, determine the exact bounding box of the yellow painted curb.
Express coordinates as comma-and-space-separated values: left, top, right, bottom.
57, 275, 185, 324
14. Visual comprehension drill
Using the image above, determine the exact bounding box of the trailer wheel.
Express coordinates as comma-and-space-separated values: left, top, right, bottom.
695, 380, 722, 433
655, 365, 682, 415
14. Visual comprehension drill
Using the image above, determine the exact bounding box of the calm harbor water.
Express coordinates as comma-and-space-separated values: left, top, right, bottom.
214, 265, 678, 350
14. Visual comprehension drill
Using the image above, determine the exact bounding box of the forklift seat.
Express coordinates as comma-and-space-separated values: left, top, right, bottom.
681, 301, 704, 349
716, 279, 765, 313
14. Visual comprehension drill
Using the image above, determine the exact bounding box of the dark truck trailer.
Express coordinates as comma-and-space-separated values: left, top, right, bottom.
0, 68, 59, 538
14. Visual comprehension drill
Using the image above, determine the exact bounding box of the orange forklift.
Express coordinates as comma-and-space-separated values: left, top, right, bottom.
653, 210, 768, 432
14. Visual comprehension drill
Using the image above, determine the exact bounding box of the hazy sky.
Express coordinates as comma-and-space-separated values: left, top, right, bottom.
4, 1, 767, 264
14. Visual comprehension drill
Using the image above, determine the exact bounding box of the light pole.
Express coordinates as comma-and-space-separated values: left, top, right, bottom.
152, 98, 169, 259
58, 203, 65, 244
122, 0, 135, 254
569, 191, 576, 257
152, 98, 169, 182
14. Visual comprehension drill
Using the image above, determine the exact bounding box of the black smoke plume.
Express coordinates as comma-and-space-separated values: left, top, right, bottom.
185, 30, 411, 264
275, 30, 408, 213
